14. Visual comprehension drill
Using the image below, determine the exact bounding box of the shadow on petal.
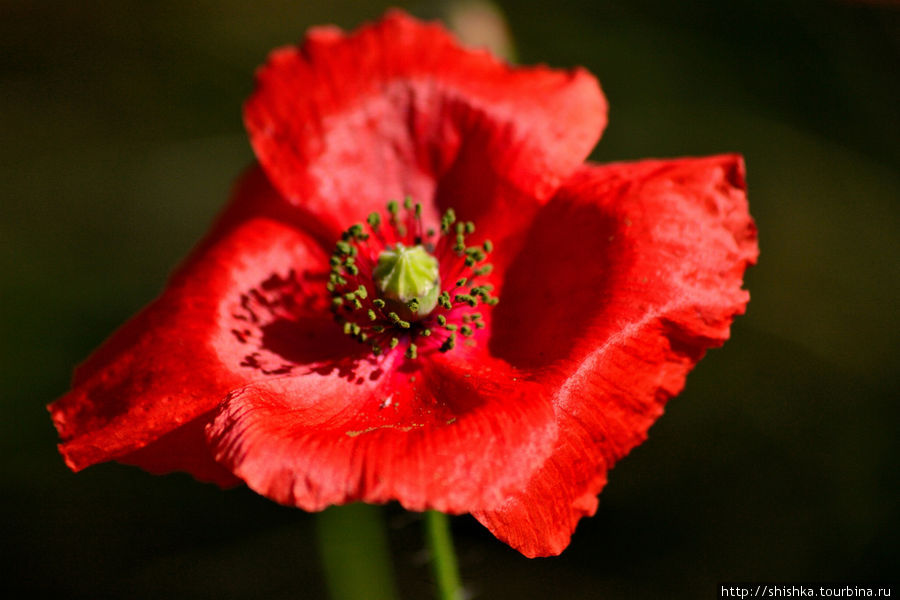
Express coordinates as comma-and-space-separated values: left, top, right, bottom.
490, 195, 627, 370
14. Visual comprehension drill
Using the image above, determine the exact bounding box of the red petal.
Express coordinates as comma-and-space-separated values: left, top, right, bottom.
244, 10, 606, 242
205, 352, 556, 513
117, 413, 239, 487
478, 155, 758, 556
49, 215, 348, 481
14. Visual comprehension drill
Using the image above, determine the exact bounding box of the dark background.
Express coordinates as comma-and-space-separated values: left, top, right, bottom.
2, 0, 897, 598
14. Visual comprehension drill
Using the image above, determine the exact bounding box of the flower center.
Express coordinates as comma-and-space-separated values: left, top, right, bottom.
328, 197, 497, 359
372, 244, 440, 319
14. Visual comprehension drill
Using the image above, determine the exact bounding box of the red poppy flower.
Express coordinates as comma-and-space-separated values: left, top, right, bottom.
49, 11, 757, 557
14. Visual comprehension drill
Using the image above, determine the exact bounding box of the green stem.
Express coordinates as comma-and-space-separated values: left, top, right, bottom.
424, 510, 463, 600
316, 503, 399, 600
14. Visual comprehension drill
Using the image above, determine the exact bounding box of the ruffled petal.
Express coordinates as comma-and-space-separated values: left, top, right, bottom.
244, 10, 607, 243
49, 215, 349, 481
205, 352, 556, 513
477, 155, 758, 556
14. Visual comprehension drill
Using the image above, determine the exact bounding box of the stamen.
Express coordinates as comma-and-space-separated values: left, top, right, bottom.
454, 294, 477, 307
347, 223, 365, 240
388, 312, 411, 329
440, 333, 456, 352
440, 208, 456, 234
327, 199, 498, 360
